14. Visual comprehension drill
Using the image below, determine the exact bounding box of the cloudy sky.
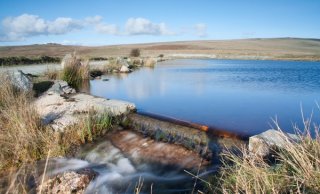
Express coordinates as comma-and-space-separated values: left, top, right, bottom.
0, 0, 319, 46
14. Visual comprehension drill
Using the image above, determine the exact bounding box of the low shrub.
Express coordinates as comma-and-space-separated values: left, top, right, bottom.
0, 56, 61, 66
130, 48, 141, 57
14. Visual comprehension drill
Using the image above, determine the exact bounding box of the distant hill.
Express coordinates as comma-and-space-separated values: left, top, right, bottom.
0, 38, 319, 61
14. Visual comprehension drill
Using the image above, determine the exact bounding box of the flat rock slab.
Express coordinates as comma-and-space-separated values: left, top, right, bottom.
34, 92, 135, 131
109, 130, 210, 170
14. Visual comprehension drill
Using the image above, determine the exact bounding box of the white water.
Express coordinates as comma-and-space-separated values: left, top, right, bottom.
44, 140, 194, 193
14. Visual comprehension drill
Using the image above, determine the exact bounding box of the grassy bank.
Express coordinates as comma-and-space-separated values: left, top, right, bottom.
206, 123, 320, 193
0, 56, 61, 66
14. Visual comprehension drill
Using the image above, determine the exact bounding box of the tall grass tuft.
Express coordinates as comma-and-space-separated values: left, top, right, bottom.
61, 54, 89, 88
211, 120, 320, 194
0, 73, 53, 170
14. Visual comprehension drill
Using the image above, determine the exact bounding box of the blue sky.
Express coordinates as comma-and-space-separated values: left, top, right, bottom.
0, 0, 319, 46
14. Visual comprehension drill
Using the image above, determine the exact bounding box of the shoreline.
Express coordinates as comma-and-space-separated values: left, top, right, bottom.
1, 55, 319, 69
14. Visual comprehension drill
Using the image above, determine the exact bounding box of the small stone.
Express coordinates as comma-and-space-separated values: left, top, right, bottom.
120, 65, 131, 73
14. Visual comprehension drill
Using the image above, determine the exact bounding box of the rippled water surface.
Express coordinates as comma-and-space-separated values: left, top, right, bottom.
90, 59, 320, 136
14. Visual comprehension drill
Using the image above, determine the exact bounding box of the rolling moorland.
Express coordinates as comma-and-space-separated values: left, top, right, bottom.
0, 38, 320, 61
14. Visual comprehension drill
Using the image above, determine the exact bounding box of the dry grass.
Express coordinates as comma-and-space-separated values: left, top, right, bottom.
105, 58, 122, 71
61, 53, 89, 88
44, 67, 60, 80
144, 58, 157, 67
211, 119, 320, 194
0, 74, 53, 170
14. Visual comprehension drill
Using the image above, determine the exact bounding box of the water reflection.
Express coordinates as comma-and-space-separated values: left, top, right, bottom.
91, 59, 320, 135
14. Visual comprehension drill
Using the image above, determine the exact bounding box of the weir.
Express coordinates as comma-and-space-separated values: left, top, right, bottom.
122, 113, 246, 160
138, 111, 249, 140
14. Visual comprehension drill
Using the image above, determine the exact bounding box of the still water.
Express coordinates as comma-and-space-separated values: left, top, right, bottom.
90, 59, 320, 136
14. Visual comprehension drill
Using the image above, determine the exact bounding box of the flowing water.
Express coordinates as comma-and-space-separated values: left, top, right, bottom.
90, 59, 320, 136
36, 138, 201, 193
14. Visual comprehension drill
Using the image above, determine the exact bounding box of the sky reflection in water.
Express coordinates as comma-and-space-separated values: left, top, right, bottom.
90, 59, 320, 136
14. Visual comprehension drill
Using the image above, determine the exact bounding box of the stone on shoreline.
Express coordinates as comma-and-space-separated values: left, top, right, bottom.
249, 129, 299, 158
37, 169, 96, 194
120, 65, 130, 73
47, 80, 76, 95
11, 70, 33, 92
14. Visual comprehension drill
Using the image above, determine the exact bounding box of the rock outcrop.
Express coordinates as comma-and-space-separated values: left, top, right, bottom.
37, 169, 96, 194
34, 82, 135, 131
11, 70, 33, 92
47, 80, 76, 95
249, 129, 299, 158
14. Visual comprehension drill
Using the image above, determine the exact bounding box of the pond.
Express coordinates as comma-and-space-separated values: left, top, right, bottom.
90, 59, 320, 136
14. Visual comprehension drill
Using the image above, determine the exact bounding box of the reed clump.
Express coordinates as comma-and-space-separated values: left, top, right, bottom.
61, 53, 89, 88
210, 121, 320, 194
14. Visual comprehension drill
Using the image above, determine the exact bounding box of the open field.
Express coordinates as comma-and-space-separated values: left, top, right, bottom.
1, 38, 320, 61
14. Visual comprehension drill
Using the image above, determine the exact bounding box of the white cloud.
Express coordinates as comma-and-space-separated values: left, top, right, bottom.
125, 17, 174, 35
194, 23, 207, 37
85, 15, 103, 24
0, 14, 83, 41
0, 14, 205, 42
95, 23, 119, 35
47, 17, 83, 34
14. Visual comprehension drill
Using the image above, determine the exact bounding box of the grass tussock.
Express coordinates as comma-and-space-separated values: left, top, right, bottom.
144, 58, 156, 67
212, 121, 320, 194
0, 74, 53, 170
61, 53, 89, 88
